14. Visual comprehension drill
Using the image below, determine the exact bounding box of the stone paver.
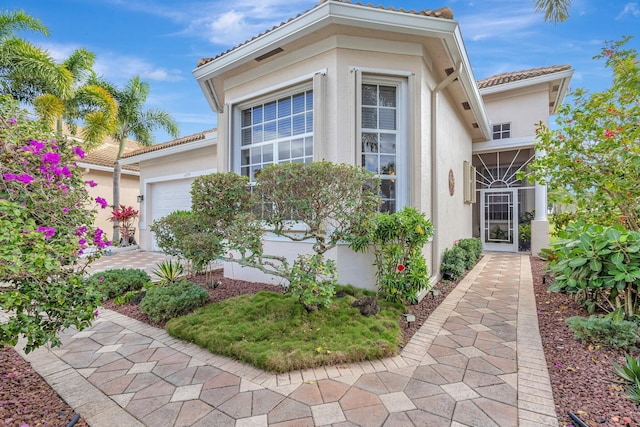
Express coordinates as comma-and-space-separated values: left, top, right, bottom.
11, 251, 558, 426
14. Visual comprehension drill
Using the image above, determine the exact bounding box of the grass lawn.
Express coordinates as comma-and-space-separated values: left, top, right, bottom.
166, 285, 405, 372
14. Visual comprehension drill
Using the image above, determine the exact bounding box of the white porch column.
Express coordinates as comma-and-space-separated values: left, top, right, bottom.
531, 150, 550, 256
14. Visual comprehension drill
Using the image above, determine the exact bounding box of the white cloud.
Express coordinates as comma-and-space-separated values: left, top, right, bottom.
617, 2, 640, 19
94, 53, 183, 84
458, 8, 540, 42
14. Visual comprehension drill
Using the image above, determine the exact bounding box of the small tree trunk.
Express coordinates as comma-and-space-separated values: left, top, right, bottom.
112, 161, 121, 243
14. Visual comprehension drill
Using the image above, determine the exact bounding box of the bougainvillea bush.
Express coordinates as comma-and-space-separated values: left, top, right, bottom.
0, 95, 110, 353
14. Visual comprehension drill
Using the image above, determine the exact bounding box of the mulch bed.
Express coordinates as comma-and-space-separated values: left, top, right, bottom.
3, 257, 640, 426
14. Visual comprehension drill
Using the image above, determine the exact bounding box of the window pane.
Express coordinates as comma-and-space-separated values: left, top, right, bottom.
252, 106, 263, 125
381, 200, 396, 213
251, 165, 262, 181
380, 155, 395, 175
363, 154, 378, 173
242, 110, 252, 127
305, 137, 313, 156
278, 117, 291, 138
362, 84, 377, 105
279, 141, 290, 160
380, 179, 396, 199
241, 128, 252, 146
241, 149, 250, 166
306, 91, 313, 109
362, 133, 379, 153
278, 97, 291, 118
241, 166, 250, 178
291, 139, 304, 158
252, 125, 263, 143
379, 108, 396, 130
306, 111, 313, 132
380, 133, 395, 153
362, 107, 377, 129
250, 146, 261, 164
263, 144, 273, 162
379, 86, 396, 107
292, 93, 305, 113
292, 114, 305, 135
264, 101, 276, 121
264, 121, 277, 141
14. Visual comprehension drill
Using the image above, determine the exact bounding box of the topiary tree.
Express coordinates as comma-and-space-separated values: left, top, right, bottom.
529, 37, 640, 231
0, 95, 110, 352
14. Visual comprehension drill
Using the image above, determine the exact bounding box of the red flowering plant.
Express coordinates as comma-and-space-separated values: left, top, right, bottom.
0, 95, 110, 353
109, 204, 139, 246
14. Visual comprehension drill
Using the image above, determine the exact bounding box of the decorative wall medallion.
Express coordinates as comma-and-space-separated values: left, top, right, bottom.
449, 169, 455, 196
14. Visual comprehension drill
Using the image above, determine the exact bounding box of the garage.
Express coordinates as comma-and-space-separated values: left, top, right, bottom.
149, 178, 194, 251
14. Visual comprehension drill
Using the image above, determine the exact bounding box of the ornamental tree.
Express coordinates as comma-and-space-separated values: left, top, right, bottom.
0, 95, 110, 353
529, 37, 640, 230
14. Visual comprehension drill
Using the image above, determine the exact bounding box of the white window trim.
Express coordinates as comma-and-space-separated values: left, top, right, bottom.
355, 72, 409, 212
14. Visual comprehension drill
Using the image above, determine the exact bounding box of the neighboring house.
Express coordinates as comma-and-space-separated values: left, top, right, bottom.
136, 0, 571, 289
119, 129, 217, 251
70, 132, 142, 240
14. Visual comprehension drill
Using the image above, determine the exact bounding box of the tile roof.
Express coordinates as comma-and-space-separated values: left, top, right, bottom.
196, 0, 454, 68
477, 65, 572, 89
121, 128, 217, 158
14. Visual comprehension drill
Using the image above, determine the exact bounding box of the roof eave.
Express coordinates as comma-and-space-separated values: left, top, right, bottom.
77, 162, 140, 176
193, 2, 469, 112
119, 134, 217, 166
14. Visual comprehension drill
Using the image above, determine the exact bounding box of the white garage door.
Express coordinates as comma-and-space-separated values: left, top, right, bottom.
150, 178, 194, 251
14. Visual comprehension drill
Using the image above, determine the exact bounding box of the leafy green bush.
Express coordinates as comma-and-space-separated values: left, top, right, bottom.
441, 245, 467, 281
566, 315, 639, 349
87, 268, 150, 300
457, 238, 482, 269
611, 354, 640, 405
140, 280, 210, 323
288, 254, 337, 311
350, 207, 433, 304
546, 222, 640, 317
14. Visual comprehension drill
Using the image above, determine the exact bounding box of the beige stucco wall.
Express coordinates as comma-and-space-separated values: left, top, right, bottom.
483, 86, 550, 136
212, 34, 475, 288
136, 145, 217, 251
82, 168, 139, 242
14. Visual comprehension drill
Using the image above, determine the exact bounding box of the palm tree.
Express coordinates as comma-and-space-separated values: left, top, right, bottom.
94, 76, 179, 242
534, 0, 572, 23
0, 10, 71, 102
33, 48, 117, 147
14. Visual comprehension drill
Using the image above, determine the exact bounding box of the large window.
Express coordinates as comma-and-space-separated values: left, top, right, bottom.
239, 89, 313, 181
361, 81, 404, 212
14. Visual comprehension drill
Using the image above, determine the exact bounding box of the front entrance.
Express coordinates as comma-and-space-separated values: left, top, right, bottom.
481, 188, 518, 252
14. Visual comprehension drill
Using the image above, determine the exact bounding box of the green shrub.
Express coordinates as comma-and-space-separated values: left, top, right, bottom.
350, 207, 433, 304
152, 259, 185, 285
87, 268, 150, 300
140, 280, 210, 323
287, 254, 337, 311
546, 222, 640, 317
611, 354, 640, 405
457, 238, 482, 269
441, 245, 467, 281
565, 315, 639, 349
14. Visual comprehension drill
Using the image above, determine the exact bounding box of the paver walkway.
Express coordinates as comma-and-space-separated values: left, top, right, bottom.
14, 252, 558, 426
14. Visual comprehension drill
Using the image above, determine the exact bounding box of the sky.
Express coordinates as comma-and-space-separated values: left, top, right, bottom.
5, 0, 640, 143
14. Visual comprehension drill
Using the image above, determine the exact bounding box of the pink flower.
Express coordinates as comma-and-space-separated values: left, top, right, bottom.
76, 226, 87, 236
62, 207, 69, 213
3, 173, 34, 184
604, 129, 615, 138
95, 197, 108, 209
36, 226, 56, 240
41, 151, 60, 164
85, 180, 98, 188
94, 309, 99, 317
8, 117, 16, 124
397, 264, 405, 272
23, 140, 45, 155
72, 146, 85, 159
78, 238, 87, 246
98, 276, 104, 282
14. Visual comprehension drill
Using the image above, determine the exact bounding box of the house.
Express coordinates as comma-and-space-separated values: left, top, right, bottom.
118, 129, 217, 251
71, 133, 143, 239
134, 0, 572, 290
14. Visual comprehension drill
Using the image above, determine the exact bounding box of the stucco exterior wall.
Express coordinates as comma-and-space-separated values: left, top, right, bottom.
82, 169, 139, 242
483, 87, 550, 137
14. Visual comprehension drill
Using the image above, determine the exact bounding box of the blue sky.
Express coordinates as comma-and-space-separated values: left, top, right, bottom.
6, 0, 640, 142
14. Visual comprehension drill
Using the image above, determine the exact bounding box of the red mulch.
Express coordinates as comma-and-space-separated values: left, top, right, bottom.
3, 258, 640, 426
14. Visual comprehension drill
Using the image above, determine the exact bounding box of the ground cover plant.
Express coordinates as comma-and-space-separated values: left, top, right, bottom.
165, 285, 405, 372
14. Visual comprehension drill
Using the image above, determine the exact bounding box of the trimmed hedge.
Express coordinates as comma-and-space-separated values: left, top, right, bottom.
140, 281, 210, 323
87, 268, 150, 300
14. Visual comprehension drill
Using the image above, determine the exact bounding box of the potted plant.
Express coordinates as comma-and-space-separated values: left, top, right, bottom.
519, 223, 531, 251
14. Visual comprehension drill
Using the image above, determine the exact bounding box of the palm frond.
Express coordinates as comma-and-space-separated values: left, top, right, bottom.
33, 94, 64, 128
534, 0, 572, 24
0, 10, 49, 38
